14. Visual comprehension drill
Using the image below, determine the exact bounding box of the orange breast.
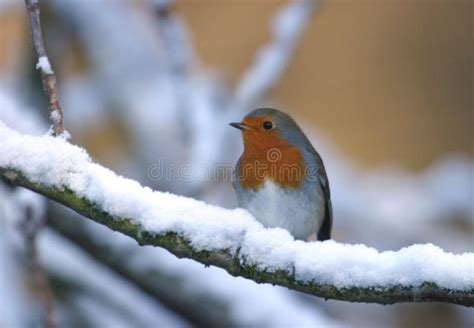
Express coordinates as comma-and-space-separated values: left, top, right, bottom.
238, 130, 305, 190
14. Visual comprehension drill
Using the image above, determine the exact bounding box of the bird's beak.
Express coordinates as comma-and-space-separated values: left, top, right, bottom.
229, 122, 253, 131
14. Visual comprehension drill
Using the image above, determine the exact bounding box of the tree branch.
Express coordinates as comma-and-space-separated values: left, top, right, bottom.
1, 168, 472, 307
24, 0, 65, 136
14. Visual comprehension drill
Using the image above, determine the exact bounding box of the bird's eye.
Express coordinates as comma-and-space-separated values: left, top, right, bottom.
263, 121, 273, 130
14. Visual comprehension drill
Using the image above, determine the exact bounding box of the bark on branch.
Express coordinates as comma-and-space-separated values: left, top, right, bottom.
1, 169, 472, 307
24, 0, 65, 136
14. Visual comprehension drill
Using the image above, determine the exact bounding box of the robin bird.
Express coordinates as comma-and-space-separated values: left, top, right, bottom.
230, 108, 332, 241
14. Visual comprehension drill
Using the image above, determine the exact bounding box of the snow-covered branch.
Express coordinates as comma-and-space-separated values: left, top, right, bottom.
0, 123, 472, 307
24, 0, 65, 136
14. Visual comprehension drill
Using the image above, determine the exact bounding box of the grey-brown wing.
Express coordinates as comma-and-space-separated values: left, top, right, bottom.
306, 146, 332, 241
317, 184, 332, 241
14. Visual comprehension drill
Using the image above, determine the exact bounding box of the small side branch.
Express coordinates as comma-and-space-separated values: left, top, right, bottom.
24, 0, 65, 136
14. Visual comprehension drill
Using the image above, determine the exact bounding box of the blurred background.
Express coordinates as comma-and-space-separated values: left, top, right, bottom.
0, 0, 472, 327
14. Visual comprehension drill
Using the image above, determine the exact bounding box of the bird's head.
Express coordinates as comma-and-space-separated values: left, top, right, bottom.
230, 108, 305, 151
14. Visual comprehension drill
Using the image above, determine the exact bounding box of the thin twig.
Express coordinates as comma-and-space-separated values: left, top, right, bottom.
24, 0, 65, 136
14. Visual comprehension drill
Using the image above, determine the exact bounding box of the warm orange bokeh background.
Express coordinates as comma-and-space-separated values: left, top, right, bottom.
178, 0, 473, 170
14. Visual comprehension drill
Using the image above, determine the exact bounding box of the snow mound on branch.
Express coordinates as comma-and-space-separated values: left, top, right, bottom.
36, 56, 54, 75
1, 122, 473, 291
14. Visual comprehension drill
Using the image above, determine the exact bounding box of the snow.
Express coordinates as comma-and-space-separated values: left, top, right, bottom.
50, 110, 60, 124
1, 122, 472, 292
36, 56, 54, 75
0, 93, 340, 326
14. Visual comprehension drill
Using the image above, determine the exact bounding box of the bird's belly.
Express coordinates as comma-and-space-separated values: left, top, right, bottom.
239, 180, 324, 240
